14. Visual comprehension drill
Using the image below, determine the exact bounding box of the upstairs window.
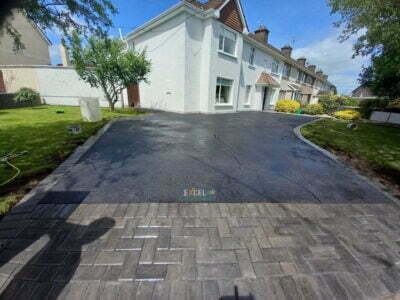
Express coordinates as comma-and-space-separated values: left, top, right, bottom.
249, 47, 255, 65
219, 28, 236, 56
216, 77, 233, 104
297, 71, 305, 83
283, 63, 291, 78
271, 59, 280, 75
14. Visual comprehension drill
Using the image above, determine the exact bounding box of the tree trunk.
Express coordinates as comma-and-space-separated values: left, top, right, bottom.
109, 101, 115, 112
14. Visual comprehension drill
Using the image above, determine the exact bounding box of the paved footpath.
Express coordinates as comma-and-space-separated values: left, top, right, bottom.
0, 201, 399, 299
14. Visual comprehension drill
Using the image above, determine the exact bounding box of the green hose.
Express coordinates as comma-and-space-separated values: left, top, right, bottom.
0, 151, 27, 186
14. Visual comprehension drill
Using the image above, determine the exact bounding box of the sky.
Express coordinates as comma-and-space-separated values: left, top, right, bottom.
47, 0, 368, 95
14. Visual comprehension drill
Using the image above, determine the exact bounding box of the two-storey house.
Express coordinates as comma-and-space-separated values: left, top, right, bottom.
126, 0, 336, 113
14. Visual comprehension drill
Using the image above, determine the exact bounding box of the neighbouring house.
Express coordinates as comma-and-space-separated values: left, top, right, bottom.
125, 0, 336, 113
0, 10, 51, 66
352, 85, 376, 100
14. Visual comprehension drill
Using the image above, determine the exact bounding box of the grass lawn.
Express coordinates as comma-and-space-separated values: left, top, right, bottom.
301, 119, 400, 192
0, 105, 145, 214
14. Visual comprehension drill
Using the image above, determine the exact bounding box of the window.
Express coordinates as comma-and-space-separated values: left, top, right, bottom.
219, 28, 236, 56
216, 78, 233, 104
245, 85, 251, 104
278, 90, 286, 100
283, 63, 291, 78
271, 59, 280, 75
305, 75, 315, 86
249, 47, 255, 65
297, 71, 305, 83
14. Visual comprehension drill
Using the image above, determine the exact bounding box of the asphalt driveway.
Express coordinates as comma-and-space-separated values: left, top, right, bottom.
44, 112, 389, 204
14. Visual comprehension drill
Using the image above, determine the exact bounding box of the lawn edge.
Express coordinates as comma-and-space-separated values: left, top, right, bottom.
9, 118, 119, 214
294, 119, 400, 206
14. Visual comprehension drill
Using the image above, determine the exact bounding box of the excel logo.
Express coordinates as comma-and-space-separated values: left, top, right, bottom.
182, 188, 216, 201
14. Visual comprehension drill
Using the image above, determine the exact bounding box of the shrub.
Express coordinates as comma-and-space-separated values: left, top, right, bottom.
275, 99, 300, 113
14, 87, 40, 104
333, 110, 361, 120
359, 98, 390, 118
343, 97, 359, 106
318, 95, 347, 114
303, 104, 324, 115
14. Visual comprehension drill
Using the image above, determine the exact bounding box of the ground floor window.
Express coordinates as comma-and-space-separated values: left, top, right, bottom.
293, 92, 302, 101
216, 78, 233, 104
244, 85, 251, 105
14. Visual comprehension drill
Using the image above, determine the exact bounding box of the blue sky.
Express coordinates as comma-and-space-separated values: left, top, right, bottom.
47, 0, 368, 94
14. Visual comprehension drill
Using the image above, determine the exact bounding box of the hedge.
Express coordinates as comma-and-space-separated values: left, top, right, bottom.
0, 93, 42, 109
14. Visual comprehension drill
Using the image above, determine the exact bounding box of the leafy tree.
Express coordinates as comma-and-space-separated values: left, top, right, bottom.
359, 46, 400, 99
329, 0, 400, 56
0, 0, 117, 51
329, 0, 400, 98
70, 32, 151, 111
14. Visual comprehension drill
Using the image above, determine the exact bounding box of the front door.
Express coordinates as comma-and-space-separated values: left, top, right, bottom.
262, 86, 268, 110
127, 85, 140, 107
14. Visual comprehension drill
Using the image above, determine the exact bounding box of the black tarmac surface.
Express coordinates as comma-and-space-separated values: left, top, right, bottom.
45, 112, 389, 204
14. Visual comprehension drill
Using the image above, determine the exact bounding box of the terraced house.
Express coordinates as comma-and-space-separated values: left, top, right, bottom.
126, 0, 336, 113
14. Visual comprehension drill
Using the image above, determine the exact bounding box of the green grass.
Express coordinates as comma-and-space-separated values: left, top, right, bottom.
301, 119, 400, 180
0, 105, 145, 214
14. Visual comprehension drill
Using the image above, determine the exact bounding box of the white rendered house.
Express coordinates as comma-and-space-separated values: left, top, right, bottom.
126, 0, 336, 113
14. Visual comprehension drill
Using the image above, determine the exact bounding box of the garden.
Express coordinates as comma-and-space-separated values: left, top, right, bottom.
283, 95, 400, 199
0, 88, 145, 215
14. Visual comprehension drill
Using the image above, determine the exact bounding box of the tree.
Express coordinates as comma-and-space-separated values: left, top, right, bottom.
329, 0, 400, 56
328, 0, 400, 98
1, 0, 117, 51
70, 32, 151, 111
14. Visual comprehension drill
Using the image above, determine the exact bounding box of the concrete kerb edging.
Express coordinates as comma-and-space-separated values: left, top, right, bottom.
294, 118, 339, 162
11, 118, 120, 214
294, 118, 400, 207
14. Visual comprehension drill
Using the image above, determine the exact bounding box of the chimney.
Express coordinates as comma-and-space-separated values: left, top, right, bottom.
254, 25, 269, 44
297, 57, 306, 66
281, 45, 292, 57
316, 70, 324, 77
59, 44, 70, 67
307, 65, 316, 72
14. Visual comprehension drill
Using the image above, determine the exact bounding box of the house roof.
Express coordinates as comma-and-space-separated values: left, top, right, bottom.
184, 0, 225, 9
256, 72, 280, 87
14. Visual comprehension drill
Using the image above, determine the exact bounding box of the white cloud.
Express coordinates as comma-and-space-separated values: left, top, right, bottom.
292, 30, 370, 94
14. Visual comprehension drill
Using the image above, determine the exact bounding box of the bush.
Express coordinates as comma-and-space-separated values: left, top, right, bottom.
303, 104, 324, 115
333, 110, 361, 120
318, 95, 348, 114
343, 97, 359, 106
275, 99, 300, 113
14, 87, 40, 104
359, 98, 390, 118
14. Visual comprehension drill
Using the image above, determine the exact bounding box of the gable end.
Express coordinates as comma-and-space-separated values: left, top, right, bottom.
218, 0, 244, 32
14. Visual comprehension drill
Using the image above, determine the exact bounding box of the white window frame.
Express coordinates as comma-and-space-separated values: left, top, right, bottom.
244, 85, 252, 105
215, 77, 233, 105
249, 47, 255, 65
271, 59, 280, 75
218, 27, 237, 57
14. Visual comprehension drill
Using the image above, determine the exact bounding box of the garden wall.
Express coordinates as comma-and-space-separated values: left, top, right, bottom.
0, 65, 128, 108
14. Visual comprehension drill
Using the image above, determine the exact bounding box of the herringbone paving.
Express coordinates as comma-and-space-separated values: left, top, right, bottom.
0, 202, 399, 299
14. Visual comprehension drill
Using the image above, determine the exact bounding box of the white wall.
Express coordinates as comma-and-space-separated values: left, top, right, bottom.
133, 13, 187, 113
0, 66, 127, 108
